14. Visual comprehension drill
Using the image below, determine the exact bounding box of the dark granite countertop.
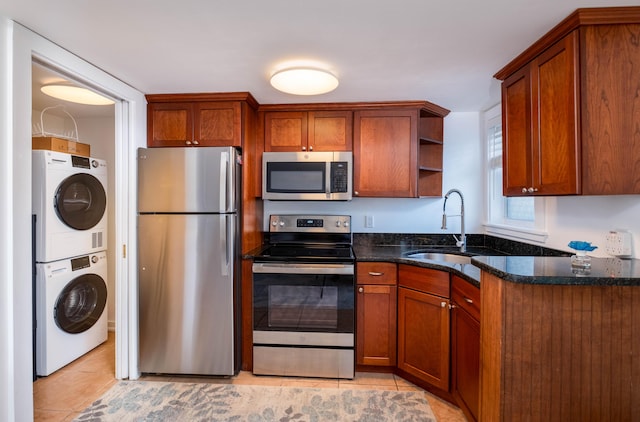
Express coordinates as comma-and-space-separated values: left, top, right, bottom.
472, 255, 640, 286
247, 233, 640, 287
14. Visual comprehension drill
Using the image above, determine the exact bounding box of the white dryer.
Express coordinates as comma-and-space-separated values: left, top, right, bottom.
32, 150, 108, 263
35, 251, 108, 376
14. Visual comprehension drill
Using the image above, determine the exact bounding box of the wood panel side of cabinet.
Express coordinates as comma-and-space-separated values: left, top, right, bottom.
479, 271, 504, 421
241, 258, 253, 372
240, 102, 263, 253
581, 23, 640, 194
147, 102, 193, 147
398, 264, 449, 298
353, 109, 418, 197
480, 271, 640, 421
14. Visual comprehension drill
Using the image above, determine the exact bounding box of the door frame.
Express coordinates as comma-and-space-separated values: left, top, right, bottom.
1, 19, 145, 421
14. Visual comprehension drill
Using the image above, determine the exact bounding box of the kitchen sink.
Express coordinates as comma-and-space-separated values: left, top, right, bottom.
404, 252, 472, 265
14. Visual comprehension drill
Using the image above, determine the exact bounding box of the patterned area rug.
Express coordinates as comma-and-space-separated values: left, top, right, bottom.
74, 381, 437, 421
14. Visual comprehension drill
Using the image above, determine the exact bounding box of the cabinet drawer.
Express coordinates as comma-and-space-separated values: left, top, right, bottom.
398, 264, 449, 298
451, 275, 480, 321
357, 262, 397, 285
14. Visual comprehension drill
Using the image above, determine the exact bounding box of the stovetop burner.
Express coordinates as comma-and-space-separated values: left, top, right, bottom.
255, 214, 355, 264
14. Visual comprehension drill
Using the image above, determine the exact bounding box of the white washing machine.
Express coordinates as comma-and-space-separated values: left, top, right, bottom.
32, 150, 108, 263
35, 251, 108, 376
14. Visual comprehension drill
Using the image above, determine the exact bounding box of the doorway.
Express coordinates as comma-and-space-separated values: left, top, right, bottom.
30, 61, 118, 402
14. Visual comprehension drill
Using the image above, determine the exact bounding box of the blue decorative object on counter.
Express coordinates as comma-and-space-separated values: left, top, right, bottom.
568, 241, 597, 268
568, 241, 598, 252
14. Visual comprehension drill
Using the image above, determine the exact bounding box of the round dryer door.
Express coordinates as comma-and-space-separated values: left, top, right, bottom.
54, 274, 107, 334
54, 173, 107, 230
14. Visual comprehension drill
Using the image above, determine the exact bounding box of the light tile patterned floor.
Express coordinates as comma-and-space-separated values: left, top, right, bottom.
33, 332, 467, 421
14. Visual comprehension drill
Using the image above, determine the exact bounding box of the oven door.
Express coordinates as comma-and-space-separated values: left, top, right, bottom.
252, 262, 354, 346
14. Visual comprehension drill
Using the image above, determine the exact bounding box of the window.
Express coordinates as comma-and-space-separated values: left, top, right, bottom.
484, 105, 547, 243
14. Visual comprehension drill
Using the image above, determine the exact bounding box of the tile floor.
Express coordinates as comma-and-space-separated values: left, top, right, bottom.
33, 332, 467, 421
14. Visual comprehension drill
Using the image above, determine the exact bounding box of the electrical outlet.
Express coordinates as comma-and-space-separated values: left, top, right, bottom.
365, 215, 374, 228
605, 230, 633, 258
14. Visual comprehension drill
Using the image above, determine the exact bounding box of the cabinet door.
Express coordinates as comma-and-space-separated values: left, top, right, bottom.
502, 66, 533, 195
148, 102, 194, 147
308, 111, 353, 151
452, 304, 480, 422
356, 284, 397, 366
353, 109, 418, 197
533, 31, 580, 195
502, 31, 580, 196
264, 112, 308, 151
195, 102, 241, 147
397, 287, 449, 391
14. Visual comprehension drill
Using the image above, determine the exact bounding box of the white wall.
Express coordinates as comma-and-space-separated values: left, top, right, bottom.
542, 195, 640, 258
264, 112, 483, 236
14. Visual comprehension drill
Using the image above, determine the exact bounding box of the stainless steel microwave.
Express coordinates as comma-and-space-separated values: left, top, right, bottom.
262, 151, 352, 201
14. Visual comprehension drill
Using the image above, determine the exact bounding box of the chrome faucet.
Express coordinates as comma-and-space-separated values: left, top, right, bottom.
442, 189, 466, 252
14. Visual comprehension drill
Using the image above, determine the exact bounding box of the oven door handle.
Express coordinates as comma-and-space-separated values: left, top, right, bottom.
252, 262, 354, 275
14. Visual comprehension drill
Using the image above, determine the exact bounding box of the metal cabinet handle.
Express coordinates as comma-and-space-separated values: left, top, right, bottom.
354, 191, 359, 196
193, 140, 199, 145
302, 146, 306, 151
441, 301, 447, 308
464, 297, 474, 304
309, 145, 313, 151
185, 140, 192, 145
358, 287, 364, 293
522, 186, 539, 193
368, 272, 384, 276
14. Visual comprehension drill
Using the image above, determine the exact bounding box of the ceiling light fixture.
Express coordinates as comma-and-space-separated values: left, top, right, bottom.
270, 67, 339, 95
41, 84, 115, 105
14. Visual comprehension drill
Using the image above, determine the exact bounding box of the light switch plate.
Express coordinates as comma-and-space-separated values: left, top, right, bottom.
605, 230, 633, 258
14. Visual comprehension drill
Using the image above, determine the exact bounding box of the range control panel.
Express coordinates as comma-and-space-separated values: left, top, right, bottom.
269, 214, 351, 233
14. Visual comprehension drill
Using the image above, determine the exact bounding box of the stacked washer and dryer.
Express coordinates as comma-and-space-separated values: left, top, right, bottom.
32, 150, 109, 376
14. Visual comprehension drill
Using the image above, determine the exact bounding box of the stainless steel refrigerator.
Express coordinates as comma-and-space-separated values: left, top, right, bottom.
137, 146, 240, 376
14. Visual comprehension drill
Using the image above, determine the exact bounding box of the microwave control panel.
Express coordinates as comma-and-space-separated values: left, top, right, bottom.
330, 162, 349, 193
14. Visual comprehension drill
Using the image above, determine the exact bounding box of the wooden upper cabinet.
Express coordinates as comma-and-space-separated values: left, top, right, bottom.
353, 109, 418, 197
497, 7, 640, 196
502, 31, 580, 196
264, 110, 352, 152
353, 105, 448, 198
147, 102, 194, 147
194, 102, 241, 147
147, 96, 243, 147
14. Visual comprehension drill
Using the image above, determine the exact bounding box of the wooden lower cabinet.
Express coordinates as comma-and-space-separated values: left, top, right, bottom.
397, 265, 450, 391
356, 262, 397, 367
451, 275, 480, 422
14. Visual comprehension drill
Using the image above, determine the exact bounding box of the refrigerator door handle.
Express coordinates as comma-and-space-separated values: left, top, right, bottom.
220, 151, 229, 211
221, 215, 230, 276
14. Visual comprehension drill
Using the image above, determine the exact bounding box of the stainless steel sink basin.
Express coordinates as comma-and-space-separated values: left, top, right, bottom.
404, 252, 472, 265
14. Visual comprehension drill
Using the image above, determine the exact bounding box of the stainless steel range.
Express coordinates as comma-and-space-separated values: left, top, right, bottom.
252, 214, 355, 379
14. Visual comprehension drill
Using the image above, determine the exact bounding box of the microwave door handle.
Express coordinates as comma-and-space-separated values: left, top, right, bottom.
326, 164, 331, 195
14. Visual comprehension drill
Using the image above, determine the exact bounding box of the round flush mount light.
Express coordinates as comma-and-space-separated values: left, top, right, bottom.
41, 84, 115, 105
270, 68, 339, 95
